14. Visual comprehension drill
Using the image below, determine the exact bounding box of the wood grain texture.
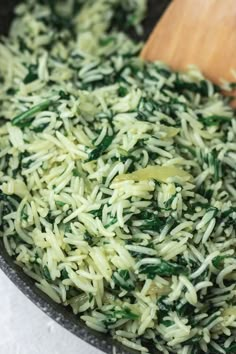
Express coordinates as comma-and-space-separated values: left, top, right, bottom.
141, 0, 236, 84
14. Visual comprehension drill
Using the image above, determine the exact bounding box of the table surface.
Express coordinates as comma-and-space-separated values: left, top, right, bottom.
0, 270, 104, 354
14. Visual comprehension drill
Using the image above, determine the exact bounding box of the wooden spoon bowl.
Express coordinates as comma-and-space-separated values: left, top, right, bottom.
141, 0, 236, 85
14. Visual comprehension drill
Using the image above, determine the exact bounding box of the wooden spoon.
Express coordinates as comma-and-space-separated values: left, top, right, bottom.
141, 0, 236, 85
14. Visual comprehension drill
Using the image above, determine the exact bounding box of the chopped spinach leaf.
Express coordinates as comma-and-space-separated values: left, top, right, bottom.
72, 168, 80, 177
23, 64, 38, 84
55, 201, 66, 207
137, 211, 166, 232
61, 268, 69, 280
88, 134, 114, 161
112, 269, 135, 291
139, 259, 188, 279
12, 99, 52, 127
118, 86, 128, 97
84, 232, 94, 246
42, 265, 52, 282
226, 343, 236, 353
103, 307, 139, 327
199, 115, 231, 126
59, 90, 70, 100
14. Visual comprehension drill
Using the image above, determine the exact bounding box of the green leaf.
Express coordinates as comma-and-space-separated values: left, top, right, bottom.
164, 194, 176, 210
103, 307, 139, 327
112, 269, 135, 291
72, 168, 80, 177
21, 210, 28, 221
42, 265, 52, 282
55, 201, 66, 207
199, 115, 231, 126
139, 259, 188, 279
59, 90, 70, 100
88, 135, 114, 161
212, 255, 231, 269
161, 320, 174, 327
104, 216, 117, 228
99, 36, 115, 46
84, 232, 94, 246
226, 343, 236, 353
114, 308, 139, 320
23, 64, 38, 84
222, 208, 236, 218
118, 86, 128, 97
12, 99, 52, 127
136, 211, 166, 232
32, 123, 49, 132
61, 268, 69, 280
183, 335, 202, 345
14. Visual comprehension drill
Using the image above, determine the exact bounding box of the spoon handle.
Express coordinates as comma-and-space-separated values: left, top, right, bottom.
141, 0, 236, 83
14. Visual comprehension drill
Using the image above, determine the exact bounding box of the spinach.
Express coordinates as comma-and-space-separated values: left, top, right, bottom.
190, 346, 202, 354
72, 168, 80, 177
112, 269, 135, 291
226, 343, 236, 353
204, 313, 219, 327
6, 88, 18, 95
99, 36, 115, 47
88, 134, 114, 161
59, 90, 70, 100
55, 201, 66, 207
61, 268, 69, 280
161, 320, 174, 327
225, 218, 236, 228
45, 0, 75, 32
89, 209, 103, 219
104, 216, 117, 228
119, 155, 137, 173
42, 265, 52, 282
136, 211, 166, 233
221, 208, 236, 218
195, 149, 222, 182
174, 76, 210, 97
158, 68, 171, 78
183, 335, 202, 345
32, 123, 49, 133
12, 99, 52, 127
212, 255, 228, 269
157, 296, 196, 328
103, 307, 139, 327
45, 211, 56, 224
221, 208, 236, 228
88, 293, 93, 302
20, 208, 28, 221
199, 115, 231, 126
64, 223, 72, 233
109, 3, 138, 32
176, 301, 195, 320
157, 296, 172, 323
164, 194, 176, 210
84, 232, 94, 246
206, 206, 218, 218
139, 259, 188, 279
0, 192, 20, 231
118, 86, 128, 97
18, 36, 31, 53
23, 64, 38, 84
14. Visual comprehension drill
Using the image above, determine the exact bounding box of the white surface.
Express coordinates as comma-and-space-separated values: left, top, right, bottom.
0, 270, 104, 354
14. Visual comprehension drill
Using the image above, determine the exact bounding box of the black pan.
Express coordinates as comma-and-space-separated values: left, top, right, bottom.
0, 1, 171, 353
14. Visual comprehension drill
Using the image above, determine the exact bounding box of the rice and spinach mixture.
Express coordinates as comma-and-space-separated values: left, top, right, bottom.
0, 1, 236, 353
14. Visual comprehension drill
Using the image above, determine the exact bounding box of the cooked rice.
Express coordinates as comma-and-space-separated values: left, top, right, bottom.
0, 0, 236, 353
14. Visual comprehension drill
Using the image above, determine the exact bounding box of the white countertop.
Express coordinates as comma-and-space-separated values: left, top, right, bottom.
0, 270, 104, 354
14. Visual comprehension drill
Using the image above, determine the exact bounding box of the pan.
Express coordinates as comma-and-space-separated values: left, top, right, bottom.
0, 1, 171, 353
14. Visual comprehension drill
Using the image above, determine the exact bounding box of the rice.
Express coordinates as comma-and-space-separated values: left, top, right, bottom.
0, 0, 236, 353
